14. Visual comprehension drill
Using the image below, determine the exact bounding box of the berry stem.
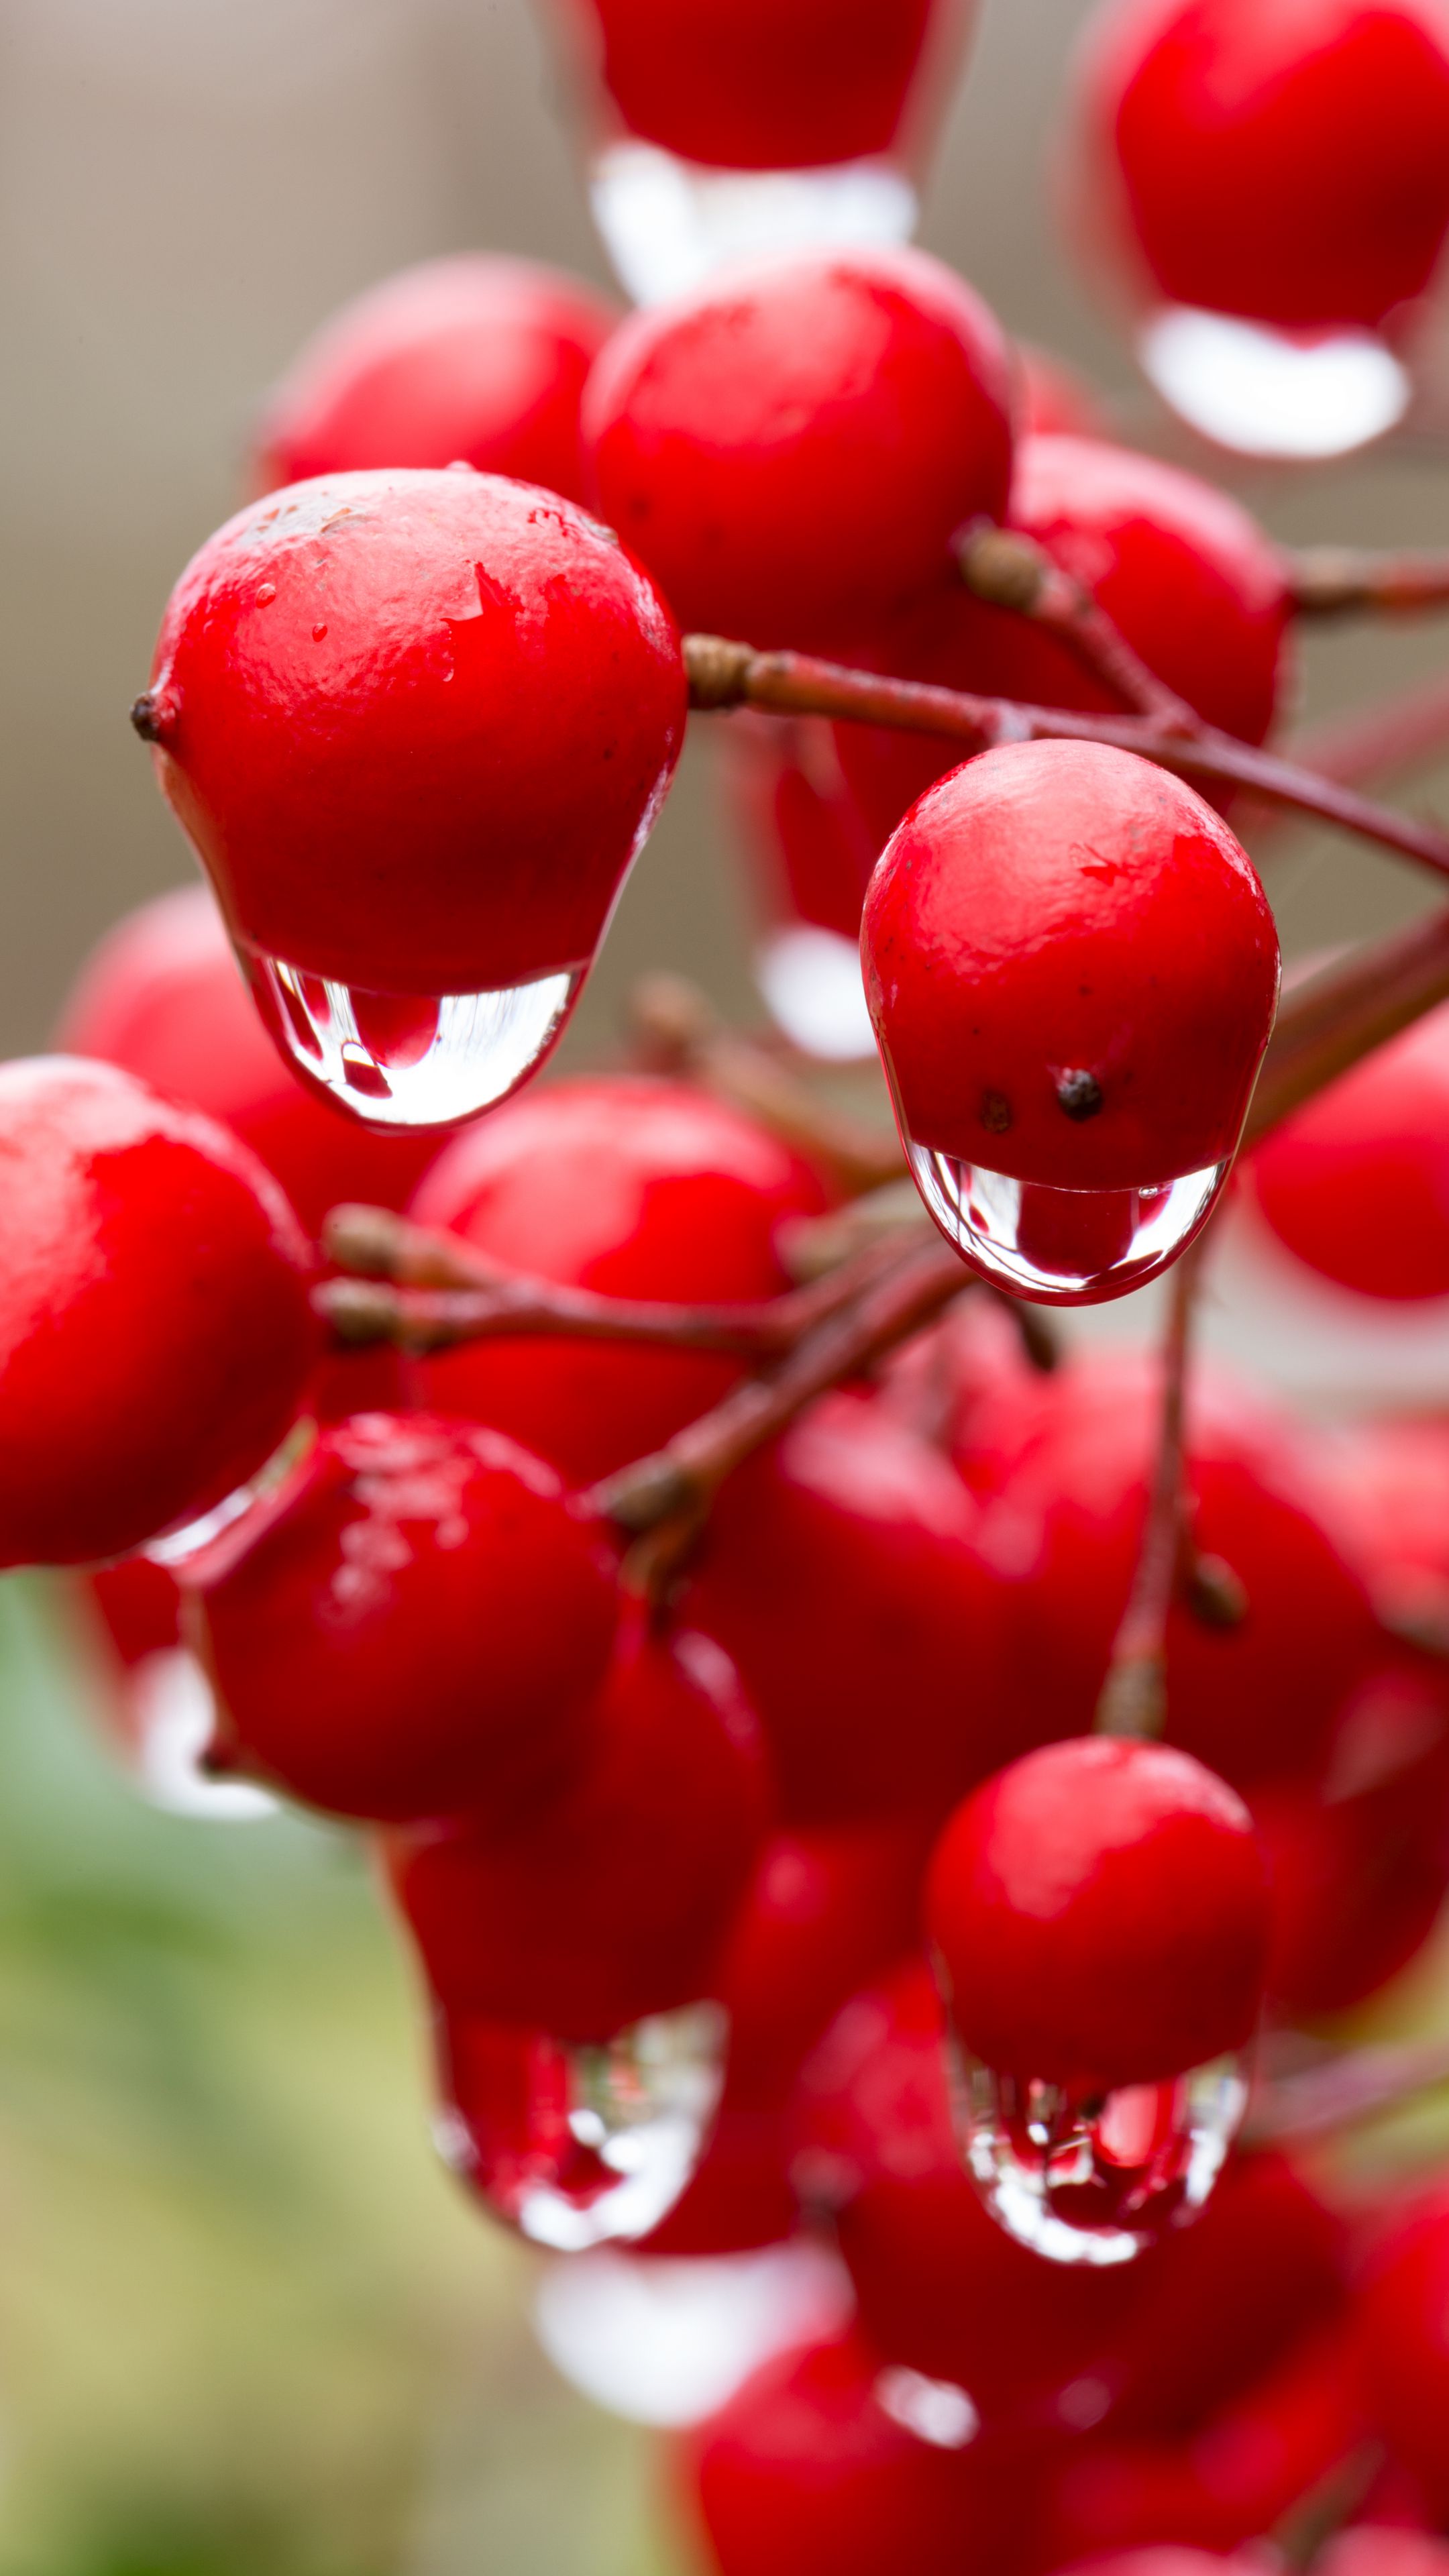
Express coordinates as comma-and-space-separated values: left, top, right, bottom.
1092, 1240, 1202, 1742
1289, 542, 1449, 616
957, 523, 1199, 731
683, 635, 1449, 888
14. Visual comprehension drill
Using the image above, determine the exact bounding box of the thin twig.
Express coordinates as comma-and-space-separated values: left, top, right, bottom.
684, 636, 1449, 891
1093, 1242, 1202, 1741
1248, 2034, 1449, 2143
1291, 543, 1449, 617
958, 523, 1198, 731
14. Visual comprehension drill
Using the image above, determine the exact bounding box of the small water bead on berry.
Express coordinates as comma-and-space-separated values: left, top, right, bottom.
251, 255, 619, 500
862, 741, 1279, 1305
1063, 0, 1449, 458
583, 247, 1014, 655
133, 470, 686, 1133
926, 1740, 1271, 2265
432, 2000, 727, 2252
553, 0, 972, 305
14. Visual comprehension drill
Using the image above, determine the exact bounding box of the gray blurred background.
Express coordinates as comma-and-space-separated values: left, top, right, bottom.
3, 0, 1448, 1065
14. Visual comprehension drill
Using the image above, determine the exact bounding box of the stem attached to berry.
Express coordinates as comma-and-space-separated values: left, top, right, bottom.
1289, 542, 1449, 616
1092, 1240, 1202, 1743
957, 523, 1199, 731
683, 635, 1449, 888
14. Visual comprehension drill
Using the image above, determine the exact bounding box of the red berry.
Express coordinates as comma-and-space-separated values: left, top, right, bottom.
584, 248, 1014, 652
840, 437, 1291, 850
926, 1738, 1269, 2091
138, 469, 684, 1121
409, 1074, 834, 1485
86, 1556, 183, 1669
721, 714, 883, 946
1072, 0, 1449, 333
0, 1058, 317, 1567
58, 886, 437, 1233
194, 1412, 620, 1824
864, 739, 1279, 1198
1244, 1005, 1449, 1300
1320, 2538, 1449, 2576
252, 256, 619, 500
957, 1350, 1383, 1789
388, 1619, 769, 2041
1018, 345, 1112, 439
570, 0, 951, 172
688, 1389, 1018, 1825
1354, 2190, 1449, 2518
679, 2328, 1014, 2576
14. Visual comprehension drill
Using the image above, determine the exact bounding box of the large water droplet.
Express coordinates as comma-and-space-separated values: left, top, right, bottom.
243, 945, 582, 1132
122, 1648, 278, 1821
755, 926, 877, 1062
954, 2052, 1249, 2267
906, 1144, 1229, 1305
533, 2238, 854, 2425
1138, 306, 1409, 460
435, 2002, 727, 2253
588, 140, 918, 305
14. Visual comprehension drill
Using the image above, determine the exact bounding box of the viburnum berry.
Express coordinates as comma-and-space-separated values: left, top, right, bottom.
1354, 2189, 1449, 2519
719, 713, 883, 1057
1243, 1004, 1449, 1301
388, 1618, 769, 2041
133, 468, 685, 1127
252, 255, 619, 500
1018, 345, 1112, 439
688, 1389, 1020, 1825
678, 2327, 1014, 2576
193, 1412, 620, 1824
955, 1349, 1383, 1789
862, 740, 1280, 1301
58, 885, 437, 1234
927, 1738, 1270, 2094
409, 1073, 834, 1485
583, 246, 1014, 651
1070, 0, 1449, 337
566, 0, 954, 172
0, 1057, 317, 1568
1320, 2540, 1449, 2576
840, 435, 1291, 851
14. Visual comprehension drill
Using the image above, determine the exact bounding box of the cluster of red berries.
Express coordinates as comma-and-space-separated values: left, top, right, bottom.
6, 0, 1449, 2569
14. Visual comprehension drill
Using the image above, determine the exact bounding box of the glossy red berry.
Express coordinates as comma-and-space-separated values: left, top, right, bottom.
863, 741, 1279, 1300
584, 248, 1014, 651
1073, 0, 1449, 333
679, 2328, 1012, 2576
570, 0, 953, 171
1320, 2538, 1449, 2576
688, 1389, 1018, 1825
409, 1074, 834, 1485
388, 1619, 769, 2041
252, 256, 619, 500
840, 436, 1291, 849
1244, 1004, 1449, 1301
0, 1058, 317, 1568
194, 1412, 620, 1824
1354, 2191, 1449, 2517
927, 1737, 1270, 2090
137, 469, 684, 1126
58, 886, 437, 1233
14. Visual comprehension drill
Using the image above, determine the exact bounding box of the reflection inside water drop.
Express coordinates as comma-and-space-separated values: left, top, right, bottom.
755, 926, 877, 1061
588, 140, 918, 305
906, 1143, 1228, 1304
123, 1648, 278, 1822
1138, 306, 1410, 460
953, 2050, 1249, 2267
242, 944, 582, 1132
434, 2001, 727, 2253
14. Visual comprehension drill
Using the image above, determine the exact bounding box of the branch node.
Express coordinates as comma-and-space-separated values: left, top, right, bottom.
684, 634, 757, 709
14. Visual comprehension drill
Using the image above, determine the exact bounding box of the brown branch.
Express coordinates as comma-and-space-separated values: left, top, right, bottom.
958, 523, 1198, 731
684, 637, 1449, 891
1290, 543, 1449, 617
1282, 667, 1449, 794
1093, 1242, 1202, 1741
1244, 902, 1449, 1145
1248, 2034, 1449, 2143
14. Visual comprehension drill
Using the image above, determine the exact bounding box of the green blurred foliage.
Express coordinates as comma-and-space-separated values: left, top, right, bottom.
0, 1576, 689, 2576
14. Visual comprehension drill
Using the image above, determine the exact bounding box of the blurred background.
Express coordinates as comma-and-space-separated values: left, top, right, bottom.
2, 0, 1449, 2567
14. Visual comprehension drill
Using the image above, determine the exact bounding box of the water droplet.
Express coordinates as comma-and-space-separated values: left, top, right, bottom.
122, 1649, 277, 1821
952, 2051, 1249, 2267
242, 946, 582, 1132
755, 926, 876, 1061
906, 1144, 1229, 1305
533, 2239, 854, 2425
1138, 306, 1409, 460
311, 621, 328, 642
874, 2366, 980, 2450
143, 1415, 317, 1570
435, 2002, 727, 2253
588, 139, 918, 305
255, 582, 277, 605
